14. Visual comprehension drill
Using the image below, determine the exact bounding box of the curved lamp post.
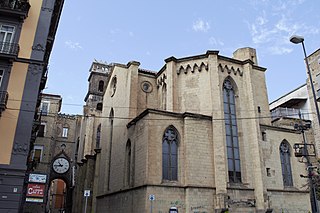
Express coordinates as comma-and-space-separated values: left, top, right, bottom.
290, 35, 320, 213
290, 35, 320, 126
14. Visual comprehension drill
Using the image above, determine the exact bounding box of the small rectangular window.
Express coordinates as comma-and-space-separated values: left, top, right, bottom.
32, 145, 43, 162
266, 168, 271, 177
62, 127, 68, 138
262, 131, 266, 141
0, 25, 15, 53
37, 123, 45, 137
41, 102, 49, 115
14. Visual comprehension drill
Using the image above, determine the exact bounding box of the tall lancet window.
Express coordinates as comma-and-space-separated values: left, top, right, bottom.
96, 124, 101, 148
162, 126, 178, 181
280, 141, 293, 187
162, 83, 167, 110
223, 79, 241, 183
125, 140, 131, 186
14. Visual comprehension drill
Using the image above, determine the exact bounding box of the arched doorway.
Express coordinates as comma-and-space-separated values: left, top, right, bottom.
47, 178, 71, 213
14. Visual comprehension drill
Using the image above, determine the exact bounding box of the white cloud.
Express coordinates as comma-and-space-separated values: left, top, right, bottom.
192, 19, 210, 32
268, 46, 293, 55
65, 41, 82, 50
246, 0, 318, 55
209, 37, 224, 46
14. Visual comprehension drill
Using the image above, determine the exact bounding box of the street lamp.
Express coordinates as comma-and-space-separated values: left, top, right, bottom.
290, 35, 320, 213
289, 35, 320, 127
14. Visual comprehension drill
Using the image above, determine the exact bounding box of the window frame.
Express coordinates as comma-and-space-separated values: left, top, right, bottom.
37, 122, 46, 137
0, 24, 15, 53
280, 141, 293, 187
40, 101, 50, 115
125, 140, 131, 186
162, 126, 179, 181
98, 80, 104, 92
62, 127, 69, 138
32, 145, 43, 162
223, 79, 241, 183
96, 124, 101, 148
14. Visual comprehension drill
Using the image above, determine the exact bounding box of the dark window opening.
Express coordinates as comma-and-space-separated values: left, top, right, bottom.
162, 126, 178, 181
125, 140, 131, 186
280, 141, 293, 187
262, 131, 267, 141
96, 124, 101, 148
97, 103, 103, 111
37, 124, 45, 137
98, 80, 104, 92
223, 79, 241, 183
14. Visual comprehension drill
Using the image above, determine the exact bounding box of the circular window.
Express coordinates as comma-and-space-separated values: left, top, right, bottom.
141, 81, 152, 93
110, 76, 117, 97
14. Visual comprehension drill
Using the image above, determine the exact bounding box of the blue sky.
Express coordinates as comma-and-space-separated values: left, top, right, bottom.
46, 0, 320, 114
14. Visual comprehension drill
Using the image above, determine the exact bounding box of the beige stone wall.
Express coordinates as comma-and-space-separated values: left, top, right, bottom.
137, 73, 158, 114
307, 49, 320, 156
261, 127, 309, 190
93, 48, 312, 212
268, 190, 311, 212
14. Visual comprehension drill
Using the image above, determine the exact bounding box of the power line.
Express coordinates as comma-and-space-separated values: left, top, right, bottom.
4, 106, 315, 122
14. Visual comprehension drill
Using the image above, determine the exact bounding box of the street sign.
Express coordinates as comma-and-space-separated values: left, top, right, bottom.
26, 197, 44, 203
27, 183, 45, 198
28, 173, 47, 183
84, 190, 90, 197
149, 194, 155, 201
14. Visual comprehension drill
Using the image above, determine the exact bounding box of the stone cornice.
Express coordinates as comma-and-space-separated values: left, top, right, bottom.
127, 108, 212, 128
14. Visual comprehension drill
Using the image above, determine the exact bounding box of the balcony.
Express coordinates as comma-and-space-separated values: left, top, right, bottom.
0, 42, 19, 60
0, 0, 31, 20
271, 107, 309, 121
0, 91, 9, 116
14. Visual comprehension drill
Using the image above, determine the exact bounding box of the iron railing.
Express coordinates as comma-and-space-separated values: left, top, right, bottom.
271, 107, 309, 121
0, 0, 30, 12
0, 42, 19, 56
0, 91, 9, 115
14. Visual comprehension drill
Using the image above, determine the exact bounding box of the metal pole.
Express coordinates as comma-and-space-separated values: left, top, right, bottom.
300, 41, 320, 213
301, 41, 320, 127
302, 129, 319, 213
84, 196, 88, 213
150, 200, 153, 213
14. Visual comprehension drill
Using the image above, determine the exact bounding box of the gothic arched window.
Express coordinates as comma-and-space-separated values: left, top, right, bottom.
162, 126, 178, 181
98, 80, 104, 92
125, 140, 131, 186
223, 79, 241, 183
280, 141, 293, 187
162, 83, 167, 110
107, 108, 114, 190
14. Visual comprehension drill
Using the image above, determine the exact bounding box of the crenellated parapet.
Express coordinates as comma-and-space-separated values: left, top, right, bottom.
218, 63, 243, 76
176, 62, 208, 75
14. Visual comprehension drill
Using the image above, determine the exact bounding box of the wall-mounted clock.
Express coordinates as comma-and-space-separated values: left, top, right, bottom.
52, 157, 70, 174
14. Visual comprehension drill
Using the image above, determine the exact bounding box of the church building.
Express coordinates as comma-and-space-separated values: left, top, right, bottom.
75, 48, 313, 213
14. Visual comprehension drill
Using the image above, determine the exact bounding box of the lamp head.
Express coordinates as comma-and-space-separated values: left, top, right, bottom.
290, 35, 304, 44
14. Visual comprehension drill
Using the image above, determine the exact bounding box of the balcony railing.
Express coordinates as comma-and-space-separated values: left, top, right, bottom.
271, 107, 309, 121
0, 0, 30, 19
0, 91, 9, 116
0, 42, 19, 59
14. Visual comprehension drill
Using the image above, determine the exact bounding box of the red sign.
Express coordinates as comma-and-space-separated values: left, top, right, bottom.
27, 183, 45, 197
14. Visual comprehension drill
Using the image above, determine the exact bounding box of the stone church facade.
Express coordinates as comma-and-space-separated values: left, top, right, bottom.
75, 48, 313, 213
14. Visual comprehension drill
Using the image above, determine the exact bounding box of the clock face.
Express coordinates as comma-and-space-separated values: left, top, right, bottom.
52, 158, 70, 174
